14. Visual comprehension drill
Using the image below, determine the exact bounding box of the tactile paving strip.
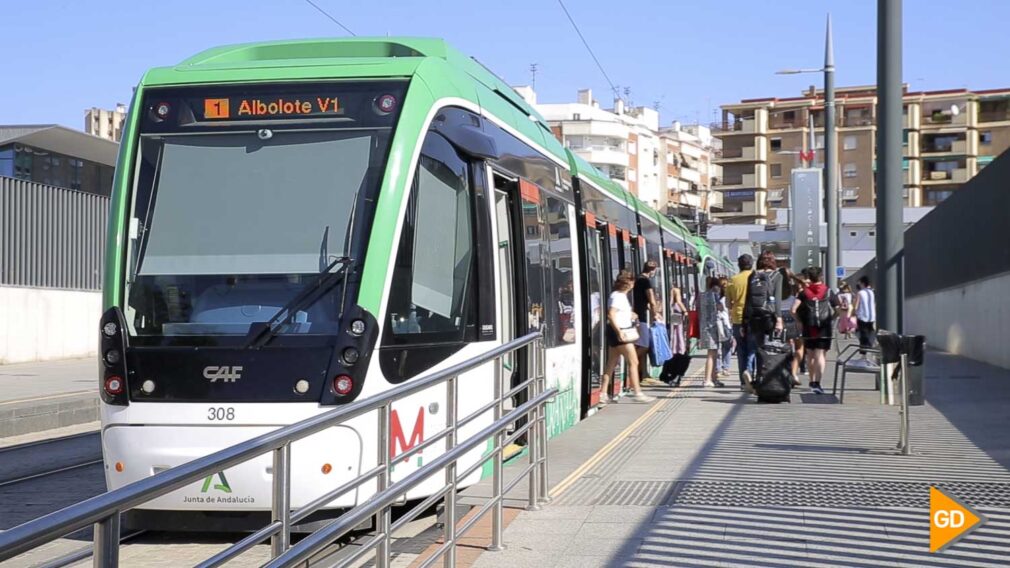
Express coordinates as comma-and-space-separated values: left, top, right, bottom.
664, 480, 1010, 508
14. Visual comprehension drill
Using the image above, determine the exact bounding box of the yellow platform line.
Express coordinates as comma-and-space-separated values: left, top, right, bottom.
548, 388, 681, 499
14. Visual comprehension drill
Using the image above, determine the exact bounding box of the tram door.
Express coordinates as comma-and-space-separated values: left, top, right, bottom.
585, 221, 607, 407
493, 184, 518, 411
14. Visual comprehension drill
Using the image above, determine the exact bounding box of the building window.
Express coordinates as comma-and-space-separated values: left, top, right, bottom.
849, 231, 858, 237
868, 230, 876, 236
843, 135, 857, 150
770, 138, 782, 151
573, 113, 581, 120
980, 131, 992, 145
815, 134, 825, 149
783, 111, 795, 121
843, 163, 858, 177
770, 163, 782, 178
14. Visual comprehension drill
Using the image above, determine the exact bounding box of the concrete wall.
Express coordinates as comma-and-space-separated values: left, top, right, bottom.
0, 286, 101, 364
905, 271, 1010, 370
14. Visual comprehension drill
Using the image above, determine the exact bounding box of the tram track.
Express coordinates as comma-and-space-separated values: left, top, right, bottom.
0, 431, 103, 488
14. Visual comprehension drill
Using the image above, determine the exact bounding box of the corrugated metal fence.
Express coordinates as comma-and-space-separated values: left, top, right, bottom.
1, 176, 108, 291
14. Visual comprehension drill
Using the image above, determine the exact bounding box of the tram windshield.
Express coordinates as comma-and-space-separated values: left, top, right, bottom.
125, 82, 405, 340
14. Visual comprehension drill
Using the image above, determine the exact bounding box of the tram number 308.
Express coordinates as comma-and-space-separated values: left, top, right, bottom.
207, 407, 235, 421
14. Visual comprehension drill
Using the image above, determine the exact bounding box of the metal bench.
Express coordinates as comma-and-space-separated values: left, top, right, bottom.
831, 344, 881, 404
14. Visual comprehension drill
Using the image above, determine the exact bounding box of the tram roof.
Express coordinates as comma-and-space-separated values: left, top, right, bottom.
144, 38, 549, 126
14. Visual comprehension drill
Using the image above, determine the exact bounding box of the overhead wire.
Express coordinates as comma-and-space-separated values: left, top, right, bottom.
556, 0, 619, 99
303, 0, 357, 36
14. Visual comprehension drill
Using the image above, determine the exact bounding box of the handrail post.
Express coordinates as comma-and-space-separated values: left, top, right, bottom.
444, 375, 458, 568
270, 444, 291, 557
899, 352, 912, 455
489, 359, 505, 552
526, 342, 541, 512
376, 404, 392, 567
92, 512, 119, 567
537, 339, 551, 505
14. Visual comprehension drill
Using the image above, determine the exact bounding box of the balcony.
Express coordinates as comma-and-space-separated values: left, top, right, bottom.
767, 189, 784, 202
716, 143, 765, 163
922, 168, 969, 183
921, 136, 974, 157
922, 109, 967, 128
841, 114, 874, 128
718, 112, 768, 136
841, 188, 859, 201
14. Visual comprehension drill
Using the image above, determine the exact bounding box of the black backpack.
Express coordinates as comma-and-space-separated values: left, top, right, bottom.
748, 271, 778, 326
801, 289, 835, 328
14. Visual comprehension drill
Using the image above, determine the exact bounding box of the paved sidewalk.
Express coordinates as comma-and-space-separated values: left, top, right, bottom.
0, 358, 97, 437
468, 351, 1010, 568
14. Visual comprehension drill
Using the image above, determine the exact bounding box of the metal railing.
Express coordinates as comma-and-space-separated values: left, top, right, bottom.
0, 331, 553, 568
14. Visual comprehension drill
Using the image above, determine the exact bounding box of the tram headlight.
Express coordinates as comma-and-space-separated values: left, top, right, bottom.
102, 322, 118, 337
141, 380, 156, 394
104, 349, 122, 366
332, 374, 354, 396
155, 102, 171, 119
104, 376, 125, 395
342, 347, 360, 365
349, 319, 366, 336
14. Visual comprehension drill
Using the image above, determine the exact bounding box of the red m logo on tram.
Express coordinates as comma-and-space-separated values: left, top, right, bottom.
389, 407, 425, 463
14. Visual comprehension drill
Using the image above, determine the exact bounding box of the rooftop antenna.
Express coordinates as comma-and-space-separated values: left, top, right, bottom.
530, 63, 539, 90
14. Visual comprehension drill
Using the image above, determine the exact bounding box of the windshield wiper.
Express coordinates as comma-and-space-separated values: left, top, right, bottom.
244, 256, 354, 349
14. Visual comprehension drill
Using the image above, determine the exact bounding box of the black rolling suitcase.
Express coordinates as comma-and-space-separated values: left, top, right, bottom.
753, 332, 793, 403
660, 353, 691, 385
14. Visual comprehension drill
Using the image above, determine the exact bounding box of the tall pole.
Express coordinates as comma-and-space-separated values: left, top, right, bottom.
876, 0, 903, 332
824, 14, 839, 290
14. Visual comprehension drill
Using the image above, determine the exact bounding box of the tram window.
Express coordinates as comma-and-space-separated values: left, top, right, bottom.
545, 197, 575, 346
382, 132, 476, 356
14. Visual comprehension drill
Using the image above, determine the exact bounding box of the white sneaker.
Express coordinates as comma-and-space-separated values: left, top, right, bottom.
632, 394, 655, 403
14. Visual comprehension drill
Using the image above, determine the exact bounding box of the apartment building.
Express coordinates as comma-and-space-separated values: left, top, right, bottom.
85, 103, 127, 142
659, 122, 722, 226
529, 88, 721, 221
714, 85, 1010, 224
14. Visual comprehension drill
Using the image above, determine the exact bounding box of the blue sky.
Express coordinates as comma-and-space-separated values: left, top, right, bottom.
4, 0, 1009, 130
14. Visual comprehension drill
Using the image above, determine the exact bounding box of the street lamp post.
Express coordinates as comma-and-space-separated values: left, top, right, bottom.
776, 15, 839, 289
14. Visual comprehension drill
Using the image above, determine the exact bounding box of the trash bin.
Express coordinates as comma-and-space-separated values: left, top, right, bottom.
903, 335, 926, 406
877, 330, 902, 365
877, 331, 926, 406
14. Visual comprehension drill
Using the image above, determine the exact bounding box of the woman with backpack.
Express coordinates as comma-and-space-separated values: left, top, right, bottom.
792, 266, 840, 394
778, 269, 805, 386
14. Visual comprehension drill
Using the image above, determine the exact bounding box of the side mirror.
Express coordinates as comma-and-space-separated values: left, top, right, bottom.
430, 108, 501, 161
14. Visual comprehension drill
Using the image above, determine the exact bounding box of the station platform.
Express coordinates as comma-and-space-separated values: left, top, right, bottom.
0, 357, 97, 438
417, 350, 1010, 568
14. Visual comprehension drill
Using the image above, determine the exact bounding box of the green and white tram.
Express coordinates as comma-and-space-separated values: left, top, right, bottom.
98, 38, 729, 529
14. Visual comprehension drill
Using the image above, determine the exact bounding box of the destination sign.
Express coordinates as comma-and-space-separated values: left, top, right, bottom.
201, 95, 344, 120
140, 81, 408, 132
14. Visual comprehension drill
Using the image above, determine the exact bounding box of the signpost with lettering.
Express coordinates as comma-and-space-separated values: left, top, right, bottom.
791, 168, 824, 273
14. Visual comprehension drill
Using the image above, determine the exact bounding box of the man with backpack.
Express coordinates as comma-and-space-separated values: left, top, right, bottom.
741, 251, 785, 398
791, 266, 840, 394
725, 254, 755, 390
